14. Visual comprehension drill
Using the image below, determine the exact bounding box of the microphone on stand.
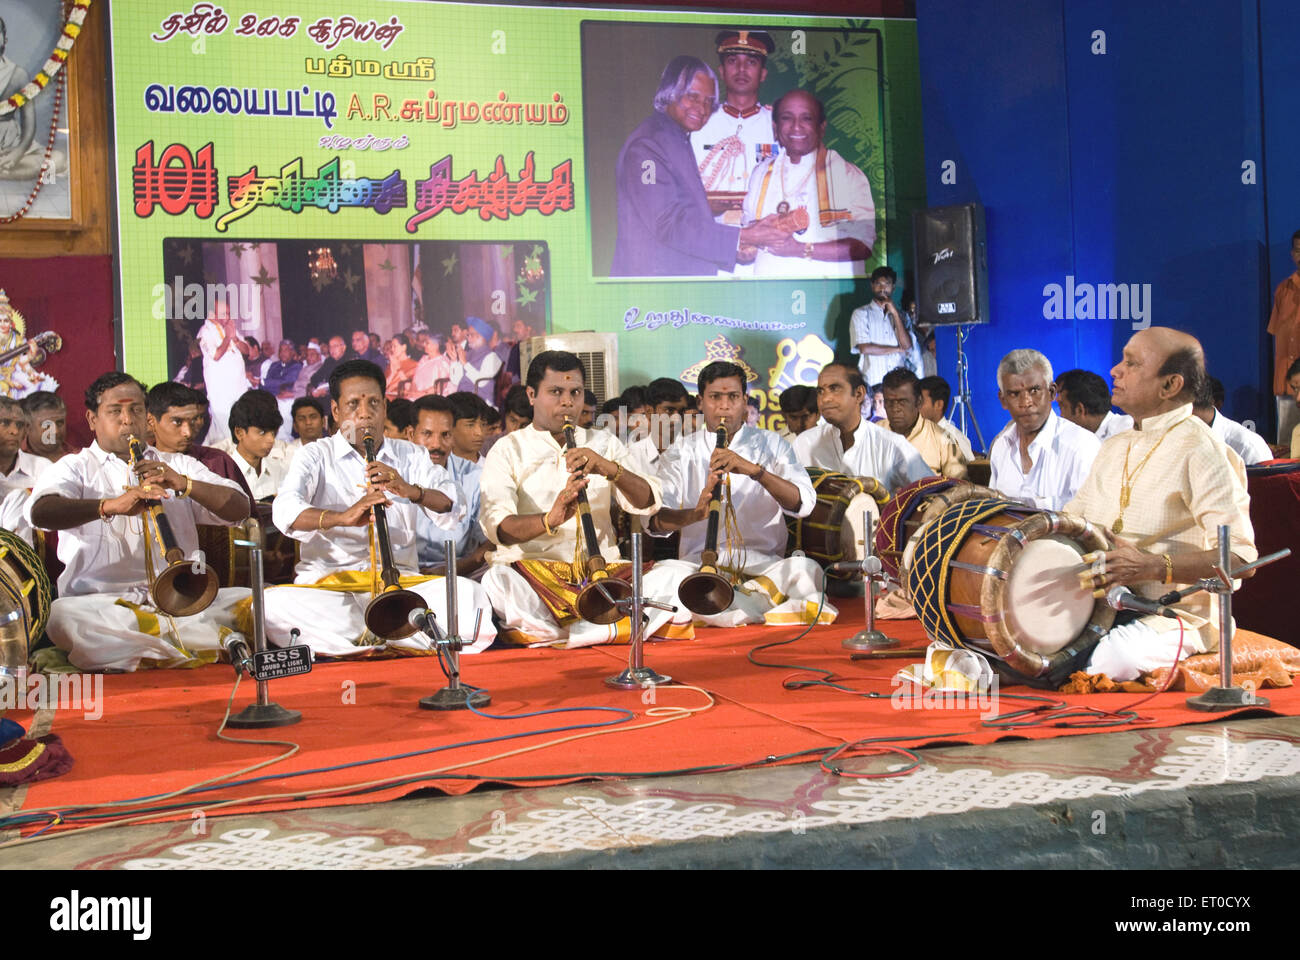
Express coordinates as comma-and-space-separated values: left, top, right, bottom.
408, 607, 454, 649
1105, 586, 1177, 619
222, 632, 252, 677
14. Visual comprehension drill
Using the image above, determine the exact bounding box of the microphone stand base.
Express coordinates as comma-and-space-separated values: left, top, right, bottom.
226, 702, 302, 729
606, 666, 671, 690
1185, 685, 1269, 712
420, 686, 491, 711
843, 630, 899, 651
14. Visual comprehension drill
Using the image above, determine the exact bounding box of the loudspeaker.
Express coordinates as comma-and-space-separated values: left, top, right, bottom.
912, 203, 989, 326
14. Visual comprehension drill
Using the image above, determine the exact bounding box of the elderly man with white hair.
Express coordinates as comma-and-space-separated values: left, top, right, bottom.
989, 348, 1100, 511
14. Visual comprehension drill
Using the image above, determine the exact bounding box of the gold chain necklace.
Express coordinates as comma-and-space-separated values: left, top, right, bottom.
1113, 416, 1191, 534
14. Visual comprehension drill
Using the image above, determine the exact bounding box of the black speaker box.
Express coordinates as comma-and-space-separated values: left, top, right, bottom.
911, 203, 989, 326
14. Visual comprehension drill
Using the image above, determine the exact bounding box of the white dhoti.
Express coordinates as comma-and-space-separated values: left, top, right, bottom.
482, 563, 693, 649
262, 576, 496, 657
46, 586, 250, 672
1085, 617, 1211, 682
648, 556, 838, 627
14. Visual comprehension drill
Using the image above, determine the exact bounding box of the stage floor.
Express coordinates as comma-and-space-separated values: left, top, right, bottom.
3, 606, 1299, 869
4, 712, 1299, 869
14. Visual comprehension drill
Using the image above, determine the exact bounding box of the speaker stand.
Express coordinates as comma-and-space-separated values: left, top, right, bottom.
949, 324, 986, 453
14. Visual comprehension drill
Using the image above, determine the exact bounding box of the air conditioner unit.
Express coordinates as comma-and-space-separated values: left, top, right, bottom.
519, 332, 620, 405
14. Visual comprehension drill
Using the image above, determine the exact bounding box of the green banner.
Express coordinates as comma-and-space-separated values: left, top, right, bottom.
111, 1, 922, 425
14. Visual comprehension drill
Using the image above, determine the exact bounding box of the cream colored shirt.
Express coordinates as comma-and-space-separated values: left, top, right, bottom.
25, 441, 244, 598
1064, 403, 1257, 648
0, 449, 47, 495
897, 415, 967, 479
479, 424, 660, 566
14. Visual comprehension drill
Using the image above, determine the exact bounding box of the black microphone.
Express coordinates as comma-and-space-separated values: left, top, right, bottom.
1105, 586, 1176, 619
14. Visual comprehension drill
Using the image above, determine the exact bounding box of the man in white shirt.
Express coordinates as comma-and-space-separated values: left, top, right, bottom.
411, 394, 488, 575
267, 359, 493, 657
479, 351, 682, 648
0, 397, 45, 494
794, 362, 931, 494
197, 300, 252, 445
1192, 380, 1272, 466
989, 349, 1100, 511
26, 373, 251, 671
284, 397, 327, 464
651, 361, 836, 627
918, 375, 976, 460
851, 266, 915, 389
742, 89, 875, 278
1055, 368, 1134, 441
227, 389, 292, 501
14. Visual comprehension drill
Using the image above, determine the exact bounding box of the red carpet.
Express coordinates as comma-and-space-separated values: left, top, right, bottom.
10, 611, 1298, 830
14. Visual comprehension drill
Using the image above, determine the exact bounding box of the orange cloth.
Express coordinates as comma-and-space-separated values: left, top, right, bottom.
1267, 272, 1300, 395
385, 356, 418, 399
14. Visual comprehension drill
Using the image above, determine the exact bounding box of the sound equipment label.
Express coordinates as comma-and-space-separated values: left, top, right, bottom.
252, 646, 313, 681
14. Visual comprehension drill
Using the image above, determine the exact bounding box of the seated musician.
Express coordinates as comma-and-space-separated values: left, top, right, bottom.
284, 396, 327, 463
793, 361, 932, 495
146, 382, 254, 507
26, 373, 251, 671
628, 377, 691, 472
0, 396, 47, 547
478, 350, 687, 648
988, 349, 1100, 510
411, 394, 490, 576
1063, 327, 1257, 683
651, 361, 837, 626
22, 391, 75, 463
881, 367, 968, 479
0, 396, 44, 494
267, 359, 492, 657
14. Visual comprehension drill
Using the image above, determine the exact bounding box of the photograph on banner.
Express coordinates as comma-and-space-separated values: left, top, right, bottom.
158, 238, 550, 431
582, 21, 886, 280
0, 1, 73, 220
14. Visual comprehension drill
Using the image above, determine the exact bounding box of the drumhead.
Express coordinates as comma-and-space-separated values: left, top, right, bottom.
838, 492, 880, 562
1002, 535, 1094, 655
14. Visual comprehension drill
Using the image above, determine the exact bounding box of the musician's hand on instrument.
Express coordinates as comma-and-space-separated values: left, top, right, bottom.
336, 490, 393, 527
546, 473, 588, 528
365, 461, 417, 500
134, 459, 185, 494
106, 485, 164, 518
691, 472, 723, 523
710, 448, 761, 479
564, 446, 611, 479
1094, 536, 1163, 588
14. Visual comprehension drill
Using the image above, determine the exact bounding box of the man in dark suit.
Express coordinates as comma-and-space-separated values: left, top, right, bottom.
611, 55, 790, 277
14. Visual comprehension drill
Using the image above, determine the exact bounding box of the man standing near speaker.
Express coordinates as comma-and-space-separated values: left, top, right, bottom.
852, 267, 915, 391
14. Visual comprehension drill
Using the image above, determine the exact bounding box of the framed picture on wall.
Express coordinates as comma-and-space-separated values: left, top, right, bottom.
0, 0, 87, 227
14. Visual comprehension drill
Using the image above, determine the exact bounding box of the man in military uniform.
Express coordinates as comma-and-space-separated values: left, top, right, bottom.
690, 30, 779, 243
